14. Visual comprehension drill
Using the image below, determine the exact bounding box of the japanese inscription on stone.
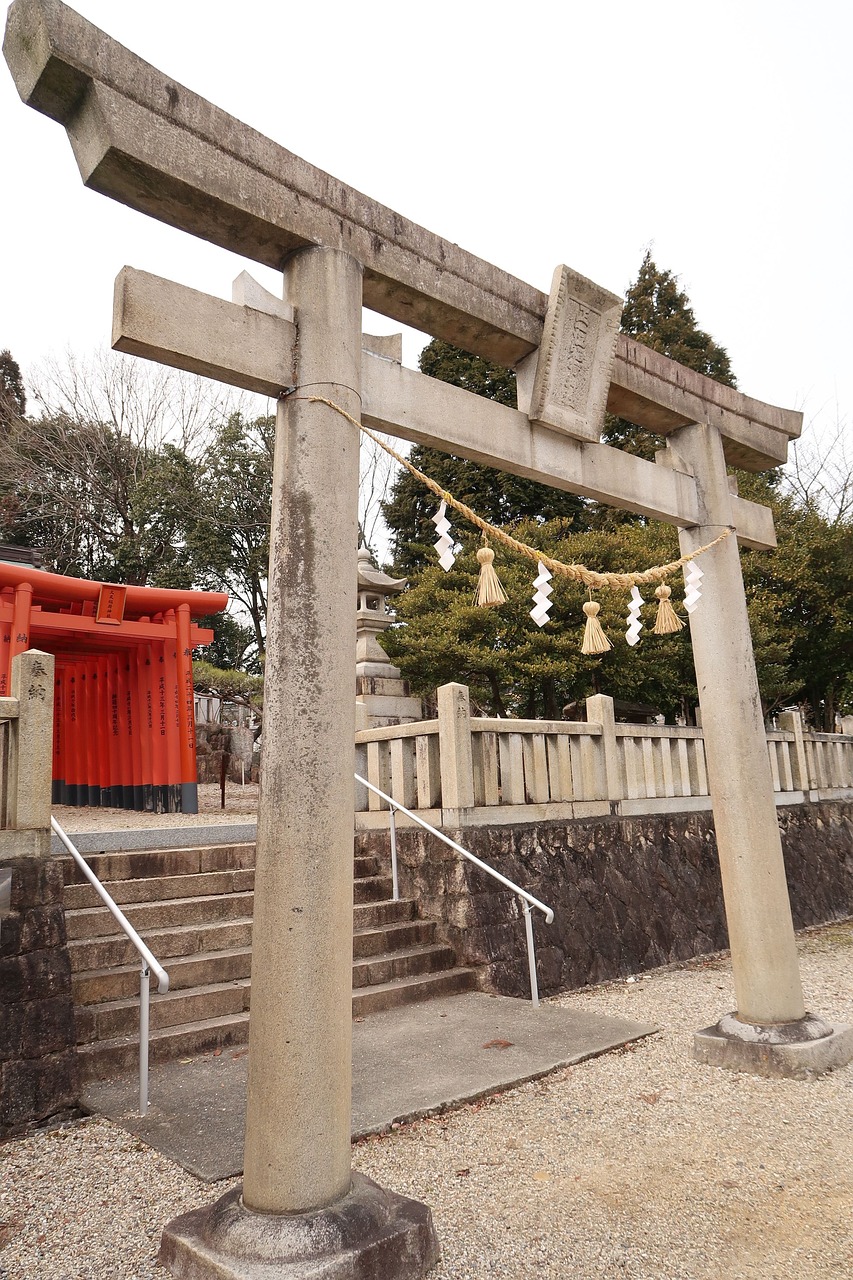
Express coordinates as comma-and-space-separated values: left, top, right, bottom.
526, 264, 622, 443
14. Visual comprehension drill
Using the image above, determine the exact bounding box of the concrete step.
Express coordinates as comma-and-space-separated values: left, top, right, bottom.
352, 919, 435, 959
64, 890, 255, 940
74, 942, 462, 1032
77, 1011, 252, 1081
352, 899, 416, 930
352, 943, 458, 990
353, 855, 382, 878
68, 918, 254, 972
63, 838, 480, 1072
67, 894, 416, 951
60, 844, 257, 885
62, 867, 255, 912
351, 968, 479, 1017
76, 926, 438, 1003
72, 946, 254, 1005
353, 875, 394, 904
78, 971, 480, 1081
65, 857, 383, 910
75, 979, 252, 1044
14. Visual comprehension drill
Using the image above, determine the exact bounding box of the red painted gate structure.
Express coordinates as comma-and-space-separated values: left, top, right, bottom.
0, 562, 228, 814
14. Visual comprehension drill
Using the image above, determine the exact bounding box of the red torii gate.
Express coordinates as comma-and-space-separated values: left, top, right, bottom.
0, 561, 227, 814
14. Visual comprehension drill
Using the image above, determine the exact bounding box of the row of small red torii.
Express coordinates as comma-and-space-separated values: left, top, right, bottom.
0, 561, 226, 813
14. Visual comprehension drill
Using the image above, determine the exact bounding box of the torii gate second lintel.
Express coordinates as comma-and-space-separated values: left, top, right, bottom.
6, 4, 851, 1278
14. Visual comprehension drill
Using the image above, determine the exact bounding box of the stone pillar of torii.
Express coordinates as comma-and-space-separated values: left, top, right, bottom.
6, 3, 851, 1277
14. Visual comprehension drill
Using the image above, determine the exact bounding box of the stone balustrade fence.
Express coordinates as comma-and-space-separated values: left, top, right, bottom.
355, 682, 853, 831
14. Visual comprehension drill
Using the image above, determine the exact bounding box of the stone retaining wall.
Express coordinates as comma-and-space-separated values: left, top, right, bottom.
0, 856, 79, 1136
356, 801, 853, 998
195, 722, 259, 785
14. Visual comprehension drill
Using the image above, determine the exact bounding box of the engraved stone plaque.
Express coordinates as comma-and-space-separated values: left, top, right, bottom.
527, 264, 622, 442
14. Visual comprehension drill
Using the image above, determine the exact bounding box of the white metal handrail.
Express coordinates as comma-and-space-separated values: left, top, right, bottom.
354, 774, 553, 1005
52, 817, 168, 1116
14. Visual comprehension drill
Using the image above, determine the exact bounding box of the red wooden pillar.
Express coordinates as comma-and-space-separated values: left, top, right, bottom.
175, 603, 198, 814
137, 640, 155, 812
121, 651, 142, 810
10, 582, 33, 663
0, 587, 13, 696
86, 658, 101, 807
66, 660, 82, 806
153, 637, 171, 812
52, 662, 66, 804
79, 660, 94, 798
107, 653, 123, 807
96, 655, 110, 803
115, 651, 133, 809
162, 620, 182, 813
150, 639, 166, 812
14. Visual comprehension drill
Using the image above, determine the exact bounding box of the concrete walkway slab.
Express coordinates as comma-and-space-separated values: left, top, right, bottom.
50, 822, 257, 854
81, 992, 656, 1181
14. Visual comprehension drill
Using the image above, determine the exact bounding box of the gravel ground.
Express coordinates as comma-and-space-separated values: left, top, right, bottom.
2, 922, 851, 1280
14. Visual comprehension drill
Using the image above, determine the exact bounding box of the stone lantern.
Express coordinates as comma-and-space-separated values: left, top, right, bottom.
355, 546, 422, 727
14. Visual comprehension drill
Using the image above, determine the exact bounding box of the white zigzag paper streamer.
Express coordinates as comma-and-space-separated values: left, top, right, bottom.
626, 586, 643, 647
683, 562, 704, 614
432, 500, 456, 571
529, 561, 553, 627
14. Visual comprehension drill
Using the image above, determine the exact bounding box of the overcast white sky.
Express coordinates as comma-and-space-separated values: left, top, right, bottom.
2, 0, 851, 454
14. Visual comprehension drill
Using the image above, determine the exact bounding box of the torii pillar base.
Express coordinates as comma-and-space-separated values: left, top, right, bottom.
159, 1175, 439, 1280
694, 1014, 853, 1081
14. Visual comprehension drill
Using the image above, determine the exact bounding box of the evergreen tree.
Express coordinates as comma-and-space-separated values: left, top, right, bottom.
382, 340, 589, 574
381, 519, 700, 720
603, 251, 736, 461
0, 349, 26, 428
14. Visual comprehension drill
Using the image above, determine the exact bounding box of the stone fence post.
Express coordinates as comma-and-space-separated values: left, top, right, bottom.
777, 709, 811, 795
6, 650, 54, 845
585, 693, 622, 802
438, 683, 475, 827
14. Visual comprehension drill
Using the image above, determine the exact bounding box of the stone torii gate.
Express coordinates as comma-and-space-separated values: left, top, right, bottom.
6, 2, 851, 1277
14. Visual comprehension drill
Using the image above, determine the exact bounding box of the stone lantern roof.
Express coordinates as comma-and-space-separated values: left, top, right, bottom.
357, 545, 406, 596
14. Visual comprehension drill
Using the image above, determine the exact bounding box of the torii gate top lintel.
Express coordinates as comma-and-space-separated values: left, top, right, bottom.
5, 0, 800, 481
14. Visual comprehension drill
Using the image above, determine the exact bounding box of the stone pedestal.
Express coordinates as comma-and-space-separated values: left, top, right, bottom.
159, 1175, 439, 1280
694, 1014, 853, 1081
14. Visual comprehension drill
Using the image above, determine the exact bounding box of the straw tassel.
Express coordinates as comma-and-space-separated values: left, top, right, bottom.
473, 545, 507, 607
581, 600, 612, 655
652, 583, 684, 634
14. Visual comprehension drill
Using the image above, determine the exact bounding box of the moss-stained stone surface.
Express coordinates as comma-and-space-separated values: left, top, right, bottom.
357, 802, 853, 998
0, 855, 79, 1135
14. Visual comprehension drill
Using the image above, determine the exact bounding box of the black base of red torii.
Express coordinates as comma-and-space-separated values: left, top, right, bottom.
0, 561, 227, 814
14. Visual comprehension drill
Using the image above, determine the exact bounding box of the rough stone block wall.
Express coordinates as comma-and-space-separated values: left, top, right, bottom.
0, 857, 79, 1136
356, 801, 853, 999
195, 722, 258, 784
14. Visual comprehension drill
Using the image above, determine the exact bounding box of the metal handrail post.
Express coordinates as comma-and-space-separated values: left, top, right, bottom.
51, 816, 167, 1114
389, 806, 399, 902
139, 965, 150, 1115
354, 774, 553, 923
355, 772, 553, 1005
522, 899, 539, 1007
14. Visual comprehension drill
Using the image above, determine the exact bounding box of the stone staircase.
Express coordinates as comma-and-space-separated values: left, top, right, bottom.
60, 841, 478, 1080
